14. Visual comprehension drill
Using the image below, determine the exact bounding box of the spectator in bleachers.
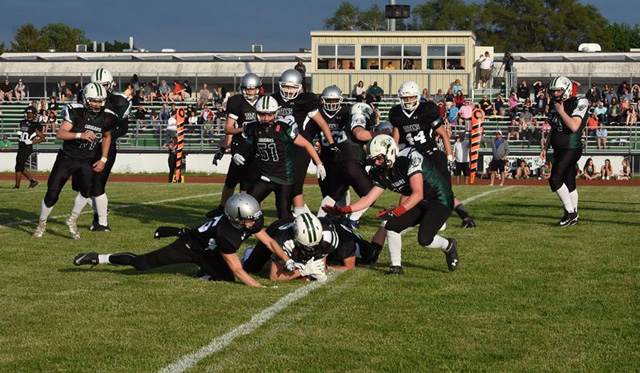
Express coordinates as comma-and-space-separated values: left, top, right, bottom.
444, 88, 455, 109
631, 84, 640, 103
1, 78, 14, 101
493, 93, 506, 116
14, 79, 26, 101
478, 94, 493, 116
0, 136, 11, 150
586, 111, 599, 140
454, 90, 465, 109
367, 81, 384, 102
533, 89, 548, 116
420, 88, 430, 103
453, 79, 463, 95
150, 109, 159, 129
533, 80, 544, 96
220, 87, 230, 109
132, 89, 142, 106
515, 159, 531, 179
620, 97, 631, 121
621, 88, 633, 103
600, 159, 613, 180
517, 80, 530, 101
57, 80, 69, 101
508, 91, 519, 117
475, 51, 493, 89
130, 74, 140, 94
134, 105, 147, 127
582, 158, 600, 180
522, 97, 533, 112
354, 80, 365, 97
47, 96, 59, 116
123, 84, 134, 100
433, 88, 445, 104
159, 80, 171, 103
625, 100, 637, 126
617, 81, 629, 96
507, 117, 521, 141
522, 117, 541, 147
159, 103, 171, 122
446, 103, 459, 128
45, 110, 58, 134
585, 83, 601, 106
618, 158, 631, 180
608, 97, 621, 125
170, 80, 182, 102
200, 104, 215, 123
539, 160, 552, 180
197, 83, 211, 108
520, 106, 533, 125
458, 100, 473, 130
603, 84, 613, 103
37, 100, 47, 124
570, 79, 581, 97
182, 80, 192, 101
594, 101, 607, 124
540, 119, 551, 149
596, 122, 608, 149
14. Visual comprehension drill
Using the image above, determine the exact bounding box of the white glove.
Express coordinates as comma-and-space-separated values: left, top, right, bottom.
23, 138, 33, 145
16, 130, 23, 136
447, 154, 454, 162
285, 259, 304, 272
232, 153, 246, 166
316, 164, 326, 181
300, 258, 325, 278
312, 272, 328, 283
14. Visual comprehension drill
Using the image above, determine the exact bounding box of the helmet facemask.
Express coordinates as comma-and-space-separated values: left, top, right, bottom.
280, 83, 301, 100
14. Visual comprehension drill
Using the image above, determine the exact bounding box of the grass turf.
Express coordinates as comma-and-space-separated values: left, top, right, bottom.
0, 181, 638, 372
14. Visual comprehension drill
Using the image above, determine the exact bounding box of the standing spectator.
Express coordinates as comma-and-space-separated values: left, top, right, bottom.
167, 136, 178, 182
570, 79, 581, 97
502, 51, 514, 89
476, 51, 493, 89
14, 79, 27, 101
0, 136, 11, 150
600, 159, 613, 180
585, 83, 601, 106
517, 80, 530, 101
130, 74, 140, 94
57, 80, 68, 101
618, 158, 631, 180
294, 58, 306, 92
367, 81, 384, 102
596, 123, 608, 149
197, 83, 211, 108
220, 87, 230, 109
484, 131, 510, 186
1, 78, 14, 101
453, 132, 470, 185
582, 158, 600, 180
166, 110, 178, 145
446, 103, 459, 127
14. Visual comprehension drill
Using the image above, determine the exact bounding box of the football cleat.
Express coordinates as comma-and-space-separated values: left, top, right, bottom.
29, 180, 39, 189
558, 210, 578, 227
444, 238, 459, 272
33, 219, 47, 238
74, 252, 99, 267
92, 224, 111, 232
386, 265, 404, 275
12, 185, 20, 189
205, 205, 225, 218
461, 218, 476, 228
89, 213, 99, 231
66, 213, 80, 240
348, 219, 360, 230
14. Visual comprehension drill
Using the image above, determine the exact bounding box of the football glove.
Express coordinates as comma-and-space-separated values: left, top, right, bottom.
232, 153, 245, 166
316, 164, 327, 181
447, 154, 454, 162
154, 226, 190, 239
299, 258, 325, 278
285, 259, 305, 272
321, 204, 352, 216
376, 205, 407, 220
212, 147, 225, 165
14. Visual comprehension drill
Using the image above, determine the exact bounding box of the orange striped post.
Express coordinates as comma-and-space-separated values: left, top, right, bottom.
173, 107, 186, 183
469, 108, 485, 184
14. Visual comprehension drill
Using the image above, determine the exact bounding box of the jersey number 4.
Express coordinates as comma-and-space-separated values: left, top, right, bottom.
405, 130, 427, 145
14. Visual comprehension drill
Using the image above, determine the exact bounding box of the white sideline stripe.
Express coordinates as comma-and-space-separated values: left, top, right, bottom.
158, 272, 341, 373
461, 186, 514, 205
0, 193, 221, 229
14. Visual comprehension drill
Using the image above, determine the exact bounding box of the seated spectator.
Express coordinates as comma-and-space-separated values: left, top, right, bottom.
420, 88, 430, 103
433, 89, 445, 104
369, 60, 379, 70
618, 158, 631, 180
600, 158, 613, 180
507, 118, 521, 141
570, 79, 581, 97
159, 80, 171, 103
585, 83, 601, 106
159, 103, 171, 122
575, 163, 583, 180
354, 80, 365, 97
631, 84, 640, 103
508, 92, 519, 117
132, 90, 142, 106
403, 59, 414, 70
14, 79, 27, 101
493, 93, 506, 116
1, 78, 14, 101
582, 158, 600, 180
446, 105, 459, 128
608, 98, 621, 125
197, 83, 211, 108
200, 104, 215, 123
130, 74, 140, 94
515, 159, 531, 179
594, 101, 608, 124
436, 101, 446, 119
517, 80, 530, 101
478, 95, 494, 116
458, 100, 473, 131
586, 111, 599, 140
620, 97, 631, 119
69, 81, 81, 102
539, 160, 552, 180
453, 79, 463, 95
522, 117, 541, 147
170, 80, 182, 102
522, 97, 533, 112
384, 61, 395, 70
540, 119, 551, 149
134, 105, 147, 127
45, 111, 58, 133
123, 84, 134, 100
596, 123, 608, 149
533, 90, 548, 116
150, 109, 160, 131
520, 106, 533, 125
0, 136, 11, 150
367, 81, 384, 102
532, 80, 544, 96
444, 88, 455, 109
47, 96, 59, 117
182, 80, 192, 101
625, 102, 637, 126
454, 90, 465, 109
141, 82, 154, 102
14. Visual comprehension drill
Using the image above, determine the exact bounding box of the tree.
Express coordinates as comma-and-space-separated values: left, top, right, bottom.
10, 23, 46, 52
0, 42, 5, 54
412, 0, 480, 31
357, 4, 386, 31
608, 23, 640, 52
104, 40, 131, 52
324, 1, 359, 30
40, 23, 90, 52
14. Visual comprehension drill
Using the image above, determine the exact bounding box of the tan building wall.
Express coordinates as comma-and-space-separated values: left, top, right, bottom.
310, 31, 480, 96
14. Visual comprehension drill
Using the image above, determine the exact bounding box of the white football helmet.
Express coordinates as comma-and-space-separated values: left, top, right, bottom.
293, 213, 323, 248
350, 102, 373, 120
367, 134, 398, 168
90, 68, 115, 93
321, 85, 343, 112
240, 73, 261, 103
83, 82, 107, 113
255, 96, 279, 114
224, 194, 262, 230
279, 69, 303, 101
398, 80, 421, 111
549, 76, 572, 100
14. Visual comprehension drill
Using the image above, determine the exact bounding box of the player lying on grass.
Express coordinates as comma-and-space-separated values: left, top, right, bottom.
74, 194, 302, 288
323, 134, 459, 275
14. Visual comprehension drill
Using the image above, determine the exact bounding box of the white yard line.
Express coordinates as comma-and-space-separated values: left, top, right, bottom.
157, 271, 342, 373
0, 193, 221, 229
461, 186, 514, 205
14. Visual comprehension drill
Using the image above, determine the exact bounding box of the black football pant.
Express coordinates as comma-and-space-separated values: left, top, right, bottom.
242, 241, 272, 274
71, 142, 117, 196
15, 145, 33, 172
291, 146, 311, 198
249, 178, 294, 219
224, 157, 258, 191
328, 160, 373, 201
44, 151, 93, 207
384, 200, 451, 247
108, 236, 235, 282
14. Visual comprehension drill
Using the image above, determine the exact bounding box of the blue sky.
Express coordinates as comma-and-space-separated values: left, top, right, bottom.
0, 0, 636, 52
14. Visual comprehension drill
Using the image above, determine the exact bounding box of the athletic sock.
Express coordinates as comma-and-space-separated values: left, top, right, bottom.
39, 200, 53, 221
98, 254, 111, 264
94, 193, 109, 226
317, 196, 336, 217
454, 203, 470, 220
423, 235, 449, 251
72, 192, 89, 214
555, 184, 574, 213
302, 204, 312, 214
386, 230, 403, 266
349, 206, 369, 222
293, 206, 306, 216
569, 190, 578, 212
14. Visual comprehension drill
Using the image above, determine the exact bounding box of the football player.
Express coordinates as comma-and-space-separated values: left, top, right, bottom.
72, 68, 132, 231
238, 96, 326, 219
13, 106, 45, 189
271, 69, 337, 216
316, 85, 347, 202
323, 134, 459, 275
33, 83, 116, 239
206, 73, 261, 218
540, 76, 589, 226
390, 81, 476, 228
73, 194, 296, 288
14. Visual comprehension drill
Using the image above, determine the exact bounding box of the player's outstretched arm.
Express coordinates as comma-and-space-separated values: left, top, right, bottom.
221, 251, 263, 287
255, 229, 290, 263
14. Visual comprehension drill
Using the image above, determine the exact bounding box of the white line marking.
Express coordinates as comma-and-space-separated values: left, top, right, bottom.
158, 271, 341, 373
0, 193, 221, 229
461, 186, 514, 205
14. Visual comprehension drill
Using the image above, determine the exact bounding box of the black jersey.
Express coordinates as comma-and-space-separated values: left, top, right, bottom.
61, 103, 117, 160
77, 92, 131, 141
369, 148, 454, 209
226, 94, 257, 153
190, 214, 264, 255
318, 106, 350, 163
265, 217, 334, 264
272, 92, 321, 142
548, 96, 589, 150
337, 110, 376, 162
17, 119, 43, 148
242, 117, 299, 185
390, 102, 442, 155
319, 217, 360, 262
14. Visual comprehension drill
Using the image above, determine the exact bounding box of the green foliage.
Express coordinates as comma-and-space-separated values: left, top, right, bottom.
104, 39, 131, 52
609, 23, 640, 51
357, 4, 387, 31
324, 1, 359, 30
412, 0, 480, 31
40, 23, 90, 52
10, 23, 46, 52
0, 42, 5, 54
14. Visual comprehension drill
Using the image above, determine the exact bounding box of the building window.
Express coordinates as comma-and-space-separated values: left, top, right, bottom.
426, 44, 466, 70
318, 44, 355, 69
361, 44, 422, 70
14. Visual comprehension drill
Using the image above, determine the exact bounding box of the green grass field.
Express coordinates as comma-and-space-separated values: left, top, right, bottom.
1, 181, 639, 372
